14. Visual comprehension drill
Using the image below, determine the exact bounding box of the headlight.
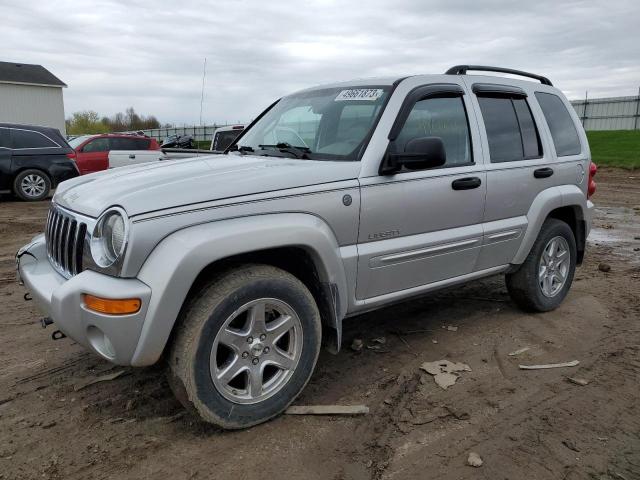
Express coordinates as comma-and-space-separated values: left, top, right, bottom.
90, 207, 129, 268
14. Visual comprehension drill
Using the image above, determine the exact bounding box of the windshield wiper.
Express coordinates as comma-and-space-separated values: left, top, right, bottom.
258, 143, 312, 159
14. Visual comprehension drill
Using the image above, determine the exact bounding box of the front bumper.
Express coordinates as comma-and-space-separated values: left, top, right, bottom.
17, 235, 152, 365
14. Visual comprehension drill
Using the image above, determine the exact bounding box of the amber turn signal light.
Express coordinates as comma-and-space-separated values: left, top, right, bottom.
83, 294, 141, 315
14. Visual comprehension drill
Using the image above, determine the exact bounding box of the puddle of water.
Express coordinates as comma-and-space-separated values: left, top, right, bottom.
588, 206, 640, 265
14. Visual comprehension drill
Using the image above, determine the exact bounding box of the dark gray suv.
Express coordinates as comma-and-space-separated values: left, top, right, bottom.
0, 123, 79, 201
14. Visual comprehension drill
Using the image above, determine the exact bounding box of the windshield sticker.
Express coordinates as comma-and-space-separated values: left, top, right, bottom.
335, 89, 383, 101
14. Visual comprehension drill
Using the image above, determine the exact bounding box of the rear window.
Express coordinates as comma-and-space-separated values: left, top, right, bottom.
535, 92, 581, 156
11, 129, 59, 149
477, 96, 542, 162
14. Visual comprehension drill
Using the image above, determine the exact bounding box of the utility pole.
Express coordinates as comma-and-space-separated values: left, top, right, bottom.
582, 91, 588, 127
199, 57, 207, 126
635, 86, 640, 130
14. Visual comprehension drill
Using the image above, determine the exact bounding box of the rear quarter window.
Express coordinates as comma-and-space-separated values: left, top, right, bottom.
11, 129, 59, 149
535, 92, 581, 156
0, 128, 9, 148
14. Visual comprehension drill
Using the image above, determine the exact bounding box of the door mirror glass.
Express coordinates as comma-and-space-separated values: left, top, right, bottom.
383, 136, 446, 174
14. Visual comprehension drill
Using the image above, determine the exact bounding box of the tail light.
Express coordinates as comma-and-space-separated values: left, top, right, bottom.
587, 161, 597, 198
66, 151, 77, 160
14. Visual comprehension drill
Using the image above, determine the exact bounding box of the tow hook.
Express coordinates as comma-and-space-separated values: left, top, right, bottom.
24, 293, 32, 301
41, 317, 53, 329
51, 330, 66, 341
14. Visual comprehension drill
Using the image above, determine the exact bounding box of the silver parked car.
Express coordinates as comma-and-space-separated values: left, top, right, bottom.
17, 66, 596, 429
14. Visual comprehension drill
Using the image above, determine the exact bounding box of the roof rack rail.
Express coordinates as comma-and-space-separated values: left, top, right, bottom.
445, 65, 553, 86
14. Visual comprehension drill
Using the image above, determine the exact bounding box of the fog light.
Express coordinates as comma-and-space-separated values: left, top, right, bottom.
83, 294, 141, 315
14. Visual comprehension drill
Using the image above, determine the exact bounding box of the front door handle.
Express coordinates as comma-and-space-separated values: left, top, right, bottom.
129, 154, 136, 159
452, 177, 482, 190
534, 167, 554, 178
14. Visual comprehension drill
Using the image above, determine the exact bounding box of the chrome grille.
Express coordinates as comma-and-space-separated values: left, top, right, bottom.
45, 206, 87, 278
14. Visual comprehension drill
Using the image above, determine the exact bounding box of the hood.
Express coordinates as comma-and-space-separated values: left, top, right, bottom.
54, 154, 361, 218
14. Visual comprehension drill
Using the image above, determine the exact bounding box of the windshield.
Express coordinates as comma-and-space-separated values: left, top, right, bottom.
235, 86, 390, 161
68, 135, 94, 148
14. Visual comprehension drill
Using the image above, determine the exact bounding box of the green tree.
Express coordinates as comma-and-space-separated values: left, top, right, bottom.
66, 108, 162, 134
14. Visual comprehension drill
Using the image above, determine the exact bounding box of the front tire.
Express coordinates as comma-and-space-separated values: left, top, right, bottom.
168, 264, 322, 429
13, 169, 51, 201
506, 218, 577, 312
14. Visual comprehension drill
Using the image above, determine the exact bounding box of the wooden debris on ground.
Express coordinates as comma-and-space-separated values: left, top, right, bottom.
285, 405, 369, 415
519, 360, 579, 370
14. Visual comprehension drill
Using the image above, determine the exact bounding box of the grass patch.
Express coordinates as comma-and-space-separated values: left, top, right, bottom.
587, 130, 640, 169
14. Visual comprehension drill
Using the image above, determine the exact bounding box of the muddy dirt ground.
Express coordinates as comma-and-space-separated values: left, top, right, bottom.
1, 168, 639, 480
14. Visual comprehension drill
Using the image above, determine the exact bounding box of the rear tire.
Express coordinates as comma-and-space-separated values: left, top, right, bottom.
167, 264, 322, 429
506, 218, 577, 312
13, 169, 51, 201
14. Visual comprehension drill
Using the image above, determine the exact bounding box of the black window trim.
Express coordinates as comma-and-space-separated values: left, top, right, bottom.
380, 83, 475, 174
472, 83, 526, 98
475, 88, 544, 163
9, 127, 62, 150
511, 98, 544, 161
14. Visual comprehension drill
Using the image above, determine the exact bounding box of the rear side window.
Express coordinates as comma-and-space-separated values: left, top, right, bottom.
477, 96, 542, 162
135, 138, 151, 149
110, 137, 144, 150
11, 129, 58, 149
395, 96, 472, 167
535, 92, 581, 156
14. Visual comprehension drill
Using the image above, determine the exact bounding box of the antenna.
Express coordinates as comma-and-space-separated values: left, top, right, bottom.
199, 57, 207, 126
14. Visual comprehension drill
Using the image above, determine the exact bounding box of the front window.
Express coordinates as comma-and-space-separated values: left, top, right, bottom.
82, 137, 110, 153
235, 86, 391, 161
68, 135, 94, 149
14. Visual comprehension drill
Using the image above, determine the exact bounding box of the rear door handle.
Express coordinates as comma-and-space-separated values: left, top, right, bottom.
129, 154, 136, 159
452, 177, 482, 190
534, 167, 553, 178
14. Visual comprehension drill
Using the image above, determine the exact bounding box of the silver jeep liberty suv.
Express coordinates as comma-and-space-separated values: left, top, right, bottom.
17, 66, 596, 429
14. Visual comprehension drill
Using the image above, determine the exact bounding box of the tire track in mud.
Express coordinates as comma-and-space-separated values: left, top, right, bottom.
365, 371, 421, 479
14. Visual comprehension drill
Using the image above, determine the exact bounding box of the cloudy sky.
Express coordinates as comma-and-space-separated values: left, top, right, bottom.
2, 0, 639, 125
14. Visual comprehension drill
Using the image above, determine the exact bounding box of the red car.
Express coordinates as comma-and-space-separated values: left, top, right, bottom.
68, 133, 160, 175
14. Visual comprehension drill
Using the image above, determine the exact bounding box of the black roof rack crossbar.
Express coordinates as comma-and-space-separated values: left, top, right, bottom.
445, 65, 553, 86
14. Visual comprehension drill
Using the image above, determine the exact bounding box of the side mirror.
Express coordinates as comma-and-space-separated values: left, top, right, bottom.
380, 136, 447, 175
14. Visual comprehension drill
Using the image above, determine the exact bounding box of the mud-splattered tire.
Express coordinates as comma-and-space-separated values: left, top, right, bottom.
167, 264, 322, 429
506, 218, 577, 312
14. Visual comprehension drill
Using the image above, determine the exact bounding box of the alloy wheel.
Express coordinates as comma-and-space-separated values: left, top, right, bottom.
20, 174, 46, 198
538, 236, 570, 297
210, 298, 303, 404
